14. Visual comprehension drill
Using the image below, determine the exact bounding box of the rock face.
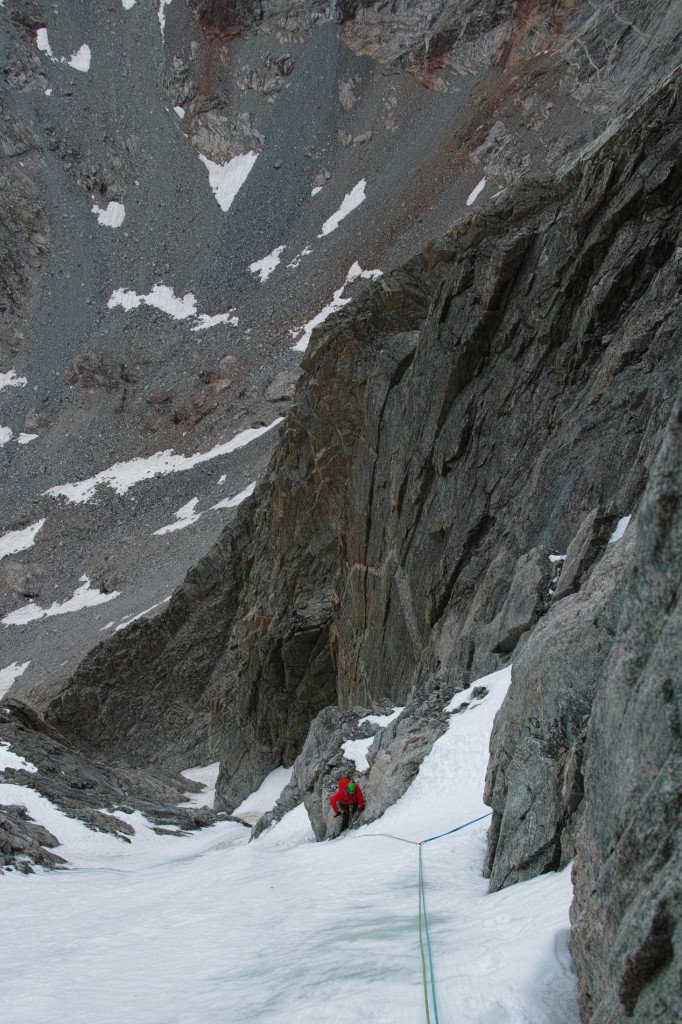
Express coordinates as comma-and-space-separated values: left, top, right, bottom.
43, 71, 682, 822
569, 395, 682, 1023
483, 521, 635, 891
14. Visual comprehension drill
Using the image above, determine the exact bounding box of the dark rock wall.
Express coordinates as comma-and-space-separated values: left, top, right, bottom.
570, 395, 682, 1023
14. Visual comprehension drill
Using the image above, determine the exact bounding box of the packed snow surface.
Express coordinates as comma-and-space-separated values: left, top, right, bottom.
341, 736, 374, 771
249, 245, 286, 283
467, 177, 487, 205
609, 514, 631, 543
2, 576, 119, 627
181, 762, 221, 809
199, 152, 258, 212
233, 766, 293, 822
17, 432, 38, 444
0, 665, 578, 1024
319, 179, 366, 236
0, 370, 27, 390
122, 0, 137, 9
291, 262, 382, 352
0, 425, 11, 445
0, 661, 30, 699
91, 201, 125, 227
0, 518, 45, 561
44, 419, 283, 503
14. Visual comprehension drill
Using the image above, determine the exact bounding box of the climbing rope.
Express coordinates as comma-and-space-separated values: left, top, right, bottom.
349, 811, 493, 1023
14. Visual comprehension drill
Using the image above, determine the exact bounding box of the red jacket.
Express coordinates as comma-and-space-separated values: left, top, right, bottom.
330, 777, 365, 814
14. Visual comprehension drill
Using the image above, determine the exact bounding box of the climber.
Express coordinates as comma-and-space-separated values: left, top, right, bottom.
330, 777, 365, 833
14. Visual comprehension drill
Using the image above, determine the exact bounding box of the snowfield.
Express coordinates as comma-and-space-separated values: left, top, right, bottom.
0, 667, 578, 1024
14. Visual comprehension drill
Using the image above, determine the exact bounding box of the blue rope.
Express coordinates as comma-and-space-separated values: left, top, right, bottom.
420, 812, 492, 845
419, 844, 440, 1024
349, 810, 493, 1023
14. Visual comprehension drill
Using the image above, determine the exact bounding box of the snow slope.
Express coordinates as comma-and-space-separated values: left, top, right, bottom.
0, 667, 578, 1024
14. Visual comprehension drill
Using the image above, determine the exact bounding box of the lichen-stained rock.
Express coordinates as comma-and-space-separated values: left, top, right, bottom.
570, 394, 682, 1024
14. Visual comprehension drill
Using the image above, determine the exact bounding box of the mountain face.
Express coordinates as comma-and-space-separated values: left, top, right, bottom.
1, 2, 681, 1022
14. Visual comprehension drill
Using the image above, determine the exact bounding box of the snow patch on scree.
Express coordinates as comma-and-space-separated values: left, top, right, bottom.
199, 152, 258, 213
67, 44, 91, 72
0, 370, 27, 391
0, 661, 30, 700
0, 740, 38, 774
154, 498, 201, 535
0, 519, 45, 561
92, 201, 125, 228
211, 481, 256, 511
319, 179, 366, 236
36, 29, 91, 72
109, 284, 196, 320
0, 426, 11, 446
114, 597, 171, 633
291, 262, 382, 353
44, 420, 283, 504
249, 246, 286, 283
2, 576, 119, 628
108, 284, 237, 332
158, 0, 172, 39
191, 312, 238, 331
467, 176, 487, 206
